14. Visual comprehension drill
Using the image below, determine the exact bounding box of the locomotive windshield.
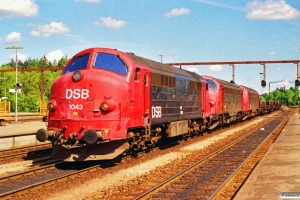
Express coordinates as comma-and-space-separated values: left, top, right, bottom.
204, 79, 218, 90
63, 53, 90, 74
243, 88, 246, 94
94, 53, 128, 76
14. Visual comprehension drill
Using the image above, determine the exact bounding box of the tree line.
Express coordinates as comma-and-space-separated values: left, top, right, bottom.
0, 56, 299, 112
260, 86, 299, 106
0, 56, 67, 112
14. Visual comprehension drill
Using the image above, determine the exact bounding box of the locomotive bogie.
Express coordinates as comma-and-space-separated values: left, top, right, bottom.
166, 120, 189, 137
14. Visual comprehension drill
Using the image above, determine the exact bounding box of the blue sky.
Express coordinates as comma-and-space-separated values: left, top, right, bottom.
0, 0, 299, 94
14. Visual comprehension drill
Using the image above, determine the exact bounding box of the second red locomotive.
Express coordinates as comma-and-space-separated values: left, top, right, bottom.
36, 47, 264, 161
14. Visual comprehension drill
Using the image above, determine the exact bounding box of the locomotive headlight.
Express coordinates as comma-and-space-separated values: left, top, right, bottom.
100, 100, 117, 113
100, 102, 109, 111
72, 71, 83, 82
47, 100, 57, 111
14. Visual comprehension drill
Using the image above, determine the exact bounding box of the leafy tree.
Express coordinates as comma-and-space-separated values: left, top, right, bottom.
260, 86, 299, 106
0, 56, 64, 112
259, 95, 266, 102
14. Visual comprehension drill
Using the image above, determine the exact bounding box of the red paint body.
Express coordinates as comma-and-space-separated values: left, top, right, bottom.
200, 79, 211, 119
48, 48, 151, 141
239, 85, 260, 116
203, 76, 260, 123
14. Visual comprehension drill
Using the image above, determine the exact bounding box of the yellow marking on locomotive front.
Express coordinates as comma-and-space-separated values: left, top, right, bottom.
73, 112, 78, 115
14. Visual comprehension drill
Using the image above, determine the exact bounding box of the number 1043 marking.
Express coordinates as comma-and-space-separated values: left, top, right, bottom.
69, 104, 83, 110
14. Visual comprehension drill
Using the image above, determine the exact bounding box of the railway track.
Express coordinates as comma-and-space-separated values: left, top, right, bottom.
0, 145, 164, 199
132, 114, 290, 200
0, 160, 109, 199
0, 143, 52, 164
0, 111, 288, 199
83, 112, 288, 200
210, 116, 287, 200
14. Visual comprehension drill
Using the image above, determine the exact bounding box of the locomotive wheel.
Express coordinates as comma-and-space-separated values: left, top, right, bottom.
130, 149, 138, 158
144, 146, 151, 153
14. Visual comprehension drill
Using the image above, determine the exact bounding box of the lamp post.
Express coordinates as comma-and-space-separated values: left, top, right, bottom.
5, 46, 23, 121
159, 53, 163, 63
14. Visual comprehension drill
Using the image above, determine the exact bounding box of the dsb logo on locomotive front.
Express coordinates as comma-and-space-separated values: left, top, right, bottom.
66, 89, 89, 99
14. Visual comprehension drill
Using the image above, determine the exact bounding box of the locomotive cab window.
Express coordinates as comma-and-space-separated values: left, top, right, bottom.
94, 53, 128, 76
144, 74, 148, 86
134, 68, 140, 82
205, 79, 217, 90
63, 53, 90, 74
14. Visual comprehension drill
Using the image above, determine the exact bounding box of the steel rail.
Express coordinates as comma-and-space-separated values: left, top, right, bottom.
0, 143, 51, 156
0, 112, 286, 199
0, 146, 52, 164
132, 118, 277, 200
0, 162, 63, 197
208, 114, 290, 199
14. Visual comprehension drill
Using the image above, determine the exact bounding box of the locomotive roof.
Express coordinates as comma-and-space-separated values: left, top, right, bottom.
126, 52, 173, 75
204, 76, 258, 94
240, 85, 259, 95
126, 52, 203, 82
203, 75, 240, 90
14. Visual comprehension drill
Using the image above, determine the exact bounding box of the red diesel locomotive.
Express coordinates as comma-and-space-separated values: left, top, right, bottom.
36, 47, 265, 161
239, 85, 260, 118
202, 76, 260, 130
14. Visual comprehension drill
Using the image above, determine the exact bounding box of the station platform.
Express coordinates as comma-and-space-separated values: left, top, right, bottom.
0, 112, 44, 122
234, 113, 300, 200
0, 120, 46, 136
0, 112, 46, 137
0, 120, 47, 150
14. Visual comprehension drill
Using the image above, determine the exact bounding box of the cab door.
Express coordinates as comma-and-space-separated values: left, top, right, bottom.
129, 66, 151, 127
202, 81, 210, 118
219, 85, 224, 114
143, 71, 151, 126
